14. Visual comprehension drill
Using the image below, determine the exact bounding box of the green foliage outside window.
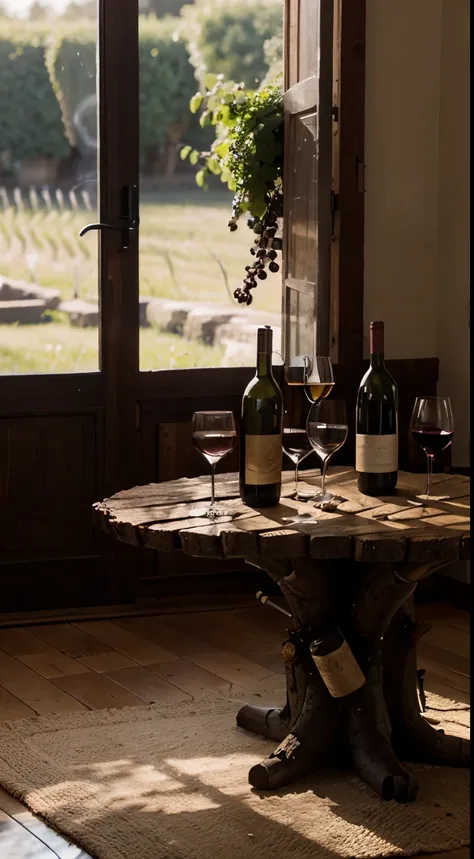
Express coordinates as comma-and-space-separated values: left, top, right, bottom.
181, 0, 283, 90
0, 21, 70, 162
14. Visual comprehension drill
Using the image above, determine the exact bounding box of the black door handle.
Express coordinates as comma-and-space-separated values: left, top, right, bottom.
79, 185, 139, 250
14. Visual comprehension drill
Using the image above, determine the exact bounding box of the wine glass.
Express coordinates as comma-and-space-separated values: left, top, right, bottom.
410, 397, 454, 498
282, 410, 314, 501
191, 411, 236, 519
304, 356, 334, 404
307, 399, 348, 507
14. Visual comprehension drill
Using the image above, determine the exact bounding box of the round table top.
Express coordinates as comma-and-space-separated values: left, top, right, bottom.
93, 467, 470, 564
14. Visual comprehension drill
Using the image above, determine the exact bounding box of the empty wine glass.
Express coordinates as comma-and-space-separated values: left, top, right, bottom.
282, 410, 314, 501
307, 399, 348, 507
410, 397, 454, 498
191, 411, 236, 519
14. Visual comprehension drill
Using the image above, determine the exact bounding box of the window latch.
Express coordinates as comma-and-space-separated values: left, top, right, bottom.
79, 185, 139, 250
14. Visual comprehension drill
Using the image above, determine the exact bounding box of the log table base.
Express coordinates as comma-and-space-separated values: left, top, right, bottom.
235, 556, 470, 802
93, 468, 471, 803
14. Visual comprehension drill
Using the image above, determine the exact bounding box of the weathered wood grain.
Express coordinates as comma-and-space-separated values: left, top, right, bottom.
94, 470, 470, 564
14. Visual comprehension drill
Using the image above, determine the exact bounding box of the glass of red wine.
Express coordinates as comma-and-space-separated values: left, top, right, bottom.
410, 396, 454, 498
282, 411, 314, 501
191, 411, 237, 519
307, 399, 348, 507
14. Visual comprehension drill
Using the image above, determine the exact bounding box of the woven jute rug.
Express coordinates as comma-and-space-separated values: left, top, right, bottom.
0, 689, 469, 859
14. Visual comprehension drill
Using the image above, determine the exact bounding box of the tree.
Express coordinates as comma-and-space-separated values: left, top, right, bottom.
60, 1, 96, 20
29, 2, 49, 20
141, 0, 192, 17
182, 0, 283, 91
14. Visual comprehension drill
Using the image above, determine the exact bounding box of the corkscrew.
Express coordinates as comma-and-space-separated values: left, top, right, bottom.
256, 591, 292, 617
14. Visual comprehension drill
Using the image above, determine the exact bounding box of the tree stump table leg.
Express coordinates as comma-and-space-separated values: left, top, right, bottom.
236, 557, 470, 802
383, 599, 470, 767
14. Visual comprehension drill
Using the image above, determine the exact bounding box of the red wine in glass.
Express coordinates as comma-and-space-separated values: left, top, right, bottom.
410, 397, 454, 497
411, 428, 453, 456
191, 411, 237, 519
192, 431, 236, 464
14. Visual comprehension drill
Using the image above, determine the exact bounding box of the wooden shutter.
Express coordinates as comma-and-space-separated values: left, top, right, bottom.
283, 0, 335, 371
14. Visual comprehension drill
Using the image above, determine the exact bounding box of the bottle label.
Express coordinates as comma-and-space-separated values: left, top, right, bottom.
356, 433, 398, 473
245, 434, 282, 485
311, 640, 365, 698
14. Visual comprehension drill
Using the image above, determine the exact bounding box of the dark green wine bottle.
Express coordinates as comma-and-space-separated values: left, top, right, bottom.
356, 321, 398, 495
239, 326, 283, 507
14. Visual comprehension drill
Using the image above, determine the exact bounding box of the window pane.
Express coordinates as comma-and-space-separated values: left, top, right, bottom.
287, 284, 315, 364
138, 2, 283, 371
0, 9, 98, 375
286, 111, 318, 284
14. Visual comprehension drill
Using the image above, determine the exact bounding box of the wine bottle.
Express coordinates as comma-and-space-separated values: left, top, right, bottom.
239, 326, 283, 507
310, 629, 365, 698
356, 320, 398, 495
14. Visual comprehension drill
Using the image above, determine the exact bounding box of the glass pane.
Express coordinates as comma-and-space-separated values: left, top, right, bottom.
286, 111, 318, 283
287, 285, 315, 364
138, 1, 283, 371
0, 5, 98, 375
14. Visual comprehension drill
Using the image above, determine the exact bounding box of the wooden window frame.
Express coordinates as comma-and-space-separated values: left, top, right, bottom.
330, 0, 366, 365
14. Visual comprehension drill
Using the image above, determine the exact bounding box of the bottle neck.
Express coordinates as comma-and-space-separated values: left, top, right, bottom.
370, 352, 385, 369
369, 322, 385, 369
256, 351, 273, 377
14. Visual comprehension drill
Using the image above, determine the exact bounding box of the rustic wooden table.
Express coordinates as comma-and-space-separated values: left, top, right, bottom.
94, 467, 470, 804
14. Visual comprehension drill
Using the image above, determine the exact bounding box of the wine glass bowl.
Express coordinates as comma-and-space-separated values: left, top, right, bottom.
304, 356, 334, 405
307, 399, 348, 507
410, 397, 454, 498
282, 412, 314, 502
191, 411, 237, 519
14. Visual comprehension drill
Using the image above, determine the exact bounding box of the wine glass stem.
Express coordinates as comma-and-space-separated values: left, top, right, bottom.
321, 455, 330, 497
210, 462, 216, 507
425, 452, 434, 498
295, 460, 300, 495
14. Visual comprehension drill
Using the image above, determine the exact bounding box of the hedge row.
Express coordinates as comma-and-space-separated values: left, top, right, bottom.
0, 5, 282, 169
0, 22, 70, 162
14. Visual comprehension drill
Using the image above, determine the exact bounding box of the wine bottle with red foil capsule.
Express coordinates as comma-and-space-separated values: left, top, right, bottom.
356, 321, 398, 495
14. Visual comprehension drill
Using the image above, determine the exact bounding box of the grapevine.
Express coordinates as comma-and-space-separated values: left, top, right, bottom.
181, 75, 283, 305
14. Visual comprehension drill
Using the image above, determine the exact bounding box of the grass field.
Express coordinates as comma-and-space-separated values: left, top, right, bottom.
0, 322, 226, 374
0, 185, 280, 374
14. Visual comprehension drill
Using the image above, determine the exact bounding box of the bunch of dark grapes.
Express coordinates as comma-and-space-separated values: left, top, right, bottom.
231, 189, 283, 306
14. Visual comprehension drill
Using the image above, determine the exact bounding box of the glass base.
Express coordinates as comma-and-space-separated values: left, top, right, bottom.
288, 488, 315, 501
282, 513, 318, 527
189, 504, 237, 521
312, 491, 341, 510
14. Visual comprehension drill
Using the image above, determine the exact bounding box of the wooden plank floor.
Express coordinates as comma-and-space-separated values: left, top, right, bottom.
0, 602, 469, 859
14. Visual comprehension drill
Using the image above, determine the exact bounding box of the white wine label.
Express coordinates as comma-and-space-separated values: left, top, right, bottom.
245, 433, 282, 485
356, 433, 398, 473
311, 640, 365, 698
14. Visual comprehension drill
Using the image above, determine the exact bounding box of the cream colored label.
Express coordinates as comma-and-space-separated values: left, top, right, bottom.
245, 433, 282, 485
312, 640, 365, 698
356, 433, 398, 473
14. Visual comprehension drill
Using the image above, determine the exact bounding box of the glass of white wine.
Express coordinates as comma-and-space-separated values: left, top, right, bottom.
191, 411, 236, 519
307, 399, 348, 507
304, 356, 335, 404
